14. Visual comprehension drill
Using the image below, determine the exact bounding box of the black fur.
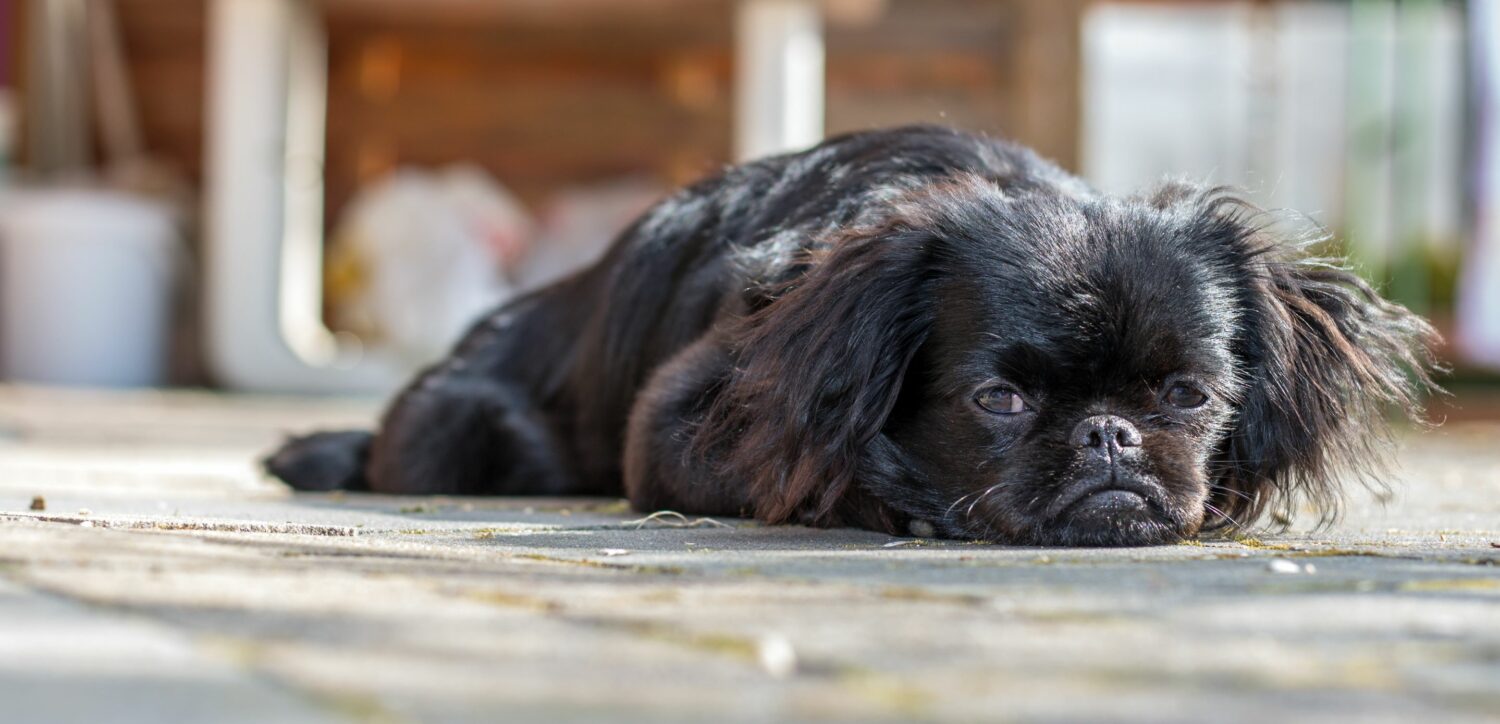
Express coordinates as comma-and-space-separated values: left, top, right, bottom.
266, 125, 1440, 546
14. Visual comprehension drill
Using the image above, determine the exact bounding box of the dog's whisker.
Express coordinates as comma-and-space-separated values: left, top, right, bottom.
1203, 502, 1244, 530
1206, 483, 1255, 503
965, 482, 1008, 520
943, 489, 984, 521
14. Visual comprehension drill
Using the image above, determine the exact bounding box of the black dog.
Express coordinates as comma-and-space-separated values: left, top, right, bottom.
266, 125, 1439, 546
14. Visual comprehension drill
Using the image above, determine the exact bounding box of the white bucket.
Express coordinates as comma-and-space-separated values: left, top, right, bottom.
0, 189, 181, 387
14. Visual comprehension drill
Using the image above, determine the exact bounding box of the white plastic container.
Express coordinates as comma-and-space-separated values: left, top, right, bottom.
0, 189, 180, 387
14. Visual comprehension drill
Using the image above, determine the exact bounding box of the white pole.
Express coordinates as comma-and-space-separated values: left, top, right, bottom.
1459, 0, 1500, 369
203, 0, 399, 393
734, 0, 825, 162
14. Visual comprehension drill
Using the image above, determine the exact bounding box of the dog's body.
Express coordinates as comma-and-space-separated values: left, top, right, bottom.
268, 126, 1438, 546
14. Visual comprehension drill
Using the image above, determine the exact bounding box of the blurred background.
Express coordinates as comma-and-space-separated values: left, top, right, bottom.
0, 0, 1495, 418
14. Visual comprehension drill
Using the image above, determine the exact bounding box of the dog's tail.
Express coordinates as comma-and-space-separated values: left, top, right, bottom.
263, 430, 374, 492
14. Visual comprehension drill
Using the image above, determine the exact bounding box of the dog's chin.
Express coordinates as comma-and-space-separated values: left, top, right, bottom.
1032, 489, 1182, 547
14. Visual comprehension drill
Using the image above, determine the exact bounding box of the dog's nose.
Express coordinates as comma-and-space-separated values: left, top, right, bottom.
1069, 415, 1142, 457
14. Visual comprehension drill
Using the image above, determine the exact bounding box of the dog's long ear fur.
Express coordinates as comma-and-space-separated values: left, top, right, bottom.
1162, 185, 1444, 529
695, 224, 936, 526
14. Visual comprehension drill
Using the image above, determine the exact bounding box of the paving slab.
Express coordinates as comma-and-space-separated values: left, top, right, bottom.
0, 385, 1496, 723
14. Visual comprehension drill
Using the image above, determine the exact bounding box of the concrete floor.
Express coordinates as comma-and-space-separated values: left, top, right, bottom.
0, 385, 1496, 723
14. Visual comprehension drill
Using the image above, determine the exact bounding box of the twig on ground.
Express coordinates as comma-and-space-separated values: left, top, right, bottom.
622, 510, 733, 530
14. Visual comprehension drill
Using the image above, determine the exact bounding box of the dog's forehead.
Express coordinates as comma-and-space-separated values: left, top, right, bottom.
940, 197, 1241, 385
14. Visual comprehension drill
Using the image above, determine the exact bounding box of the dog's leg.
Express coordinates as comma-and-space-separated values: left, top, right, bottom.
622, 333, 917, 533
623, 336, 750, 517
263, 430, 373, 491
362, 369, 579, 496
268, 366, 580, 496
268, 279, 598, 496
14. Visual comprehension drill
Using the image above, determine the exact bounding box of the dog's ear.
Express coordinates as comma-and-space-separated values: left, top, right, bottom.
1177, 190, 1443, 529
696, 224, 936, 526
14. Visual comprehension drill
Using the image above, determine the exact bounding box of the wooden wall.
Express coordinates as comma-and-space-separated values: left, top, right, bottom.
84, 0, 1083, 224
321, 2, 736, 214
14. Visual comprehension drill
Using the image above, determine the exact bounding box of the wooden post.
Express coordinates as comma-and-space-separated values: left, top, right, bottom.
1009, 0, 1086, 172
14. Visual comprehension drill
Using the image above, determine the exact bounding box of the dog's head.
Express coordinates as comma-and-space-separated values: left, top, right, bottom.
703, 176, 1440, 546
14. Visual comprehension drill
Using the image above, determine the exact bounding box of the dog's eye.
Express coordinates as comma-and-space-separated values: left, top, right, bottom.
1164, 383, 1208, 409
975, 387, 1030, 415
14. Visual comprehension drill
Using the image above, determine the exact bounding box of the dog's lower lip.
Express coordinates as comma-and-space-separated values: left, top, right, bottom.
1055, 485, 1158, 518
1082, 489, 1147, 509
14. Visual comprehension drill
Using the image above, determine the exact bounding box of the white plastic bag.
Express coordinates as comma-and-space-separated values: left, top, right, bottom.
326, 166, 533, 367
